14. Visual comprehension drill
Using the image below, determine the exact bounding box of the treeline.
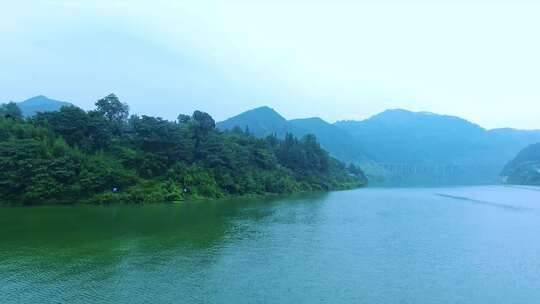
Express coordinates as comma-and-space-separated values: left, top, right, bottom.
0, 95, 367, 205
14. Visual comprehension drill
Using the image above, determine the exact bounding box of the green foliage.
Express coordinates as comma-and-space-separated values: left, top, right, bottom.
127, 115, 195, 165
0, 123, 136, 205
192, 110, 216, 131
0, 94, 366, 205
95, 94, 129, 122
95, 94, 129, 135
177, 114, 191, 124
33, 106, 111, 152
0, 102, 23, 119
166, 163, 223, 198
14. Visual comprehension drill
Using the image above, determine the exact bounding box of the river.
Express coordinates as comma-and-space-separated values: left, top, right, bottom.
1, 186, 540, 303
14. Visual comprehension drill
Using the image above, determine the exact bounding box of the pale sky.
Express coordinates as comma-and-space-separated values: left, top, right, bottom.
1, 0, 539, 129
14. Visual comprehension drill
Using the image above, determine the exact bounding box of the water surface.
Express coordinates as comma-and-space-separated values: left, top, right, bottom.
2, 186, 540, 303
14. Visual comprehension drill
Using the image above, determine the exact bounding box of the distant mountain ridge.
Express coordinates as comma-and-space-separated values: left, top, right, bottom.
334, 109, 540, 184
335, 109, 487, 164
16, 95, 73, 117
219, 107, 540, 185
217, 106, 295, 137
217, 107, 369, 163
8, 95, 540, 185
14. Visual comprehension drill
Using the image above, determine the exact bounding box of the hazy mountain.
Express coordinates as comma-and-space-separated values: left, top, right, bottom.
501, 143, 540, 185
288, 117, 368, 162
219, 107, 540, 185
16, 95, 72, 117
335, 109, 487, 164
488, 128, 540, 147
217, 107, 368, 163
217, 106, 295, 137
335, 109, 540, 184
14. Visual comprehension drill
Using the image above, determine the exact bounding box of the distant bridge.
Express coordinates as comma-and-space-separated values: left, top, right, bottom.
370, 162, 500, 184
376, 163, 460, 178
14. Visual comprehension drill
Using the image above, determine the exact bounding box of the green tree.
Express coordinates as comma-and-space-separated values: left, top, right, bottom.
33, 106, 111, 152
128, 115, 194, 164
95, 94, 129, 134
177, 114, 191, 124
0, 102, 23, 119
192, 110, 215, 131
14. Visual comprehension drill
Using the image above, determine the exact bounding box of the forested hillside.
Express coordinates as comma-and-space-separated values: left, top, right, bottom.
501, 143, 540, 185
217, 107, 369, 163
219, 106, 540, 185
0, 95, 366, 205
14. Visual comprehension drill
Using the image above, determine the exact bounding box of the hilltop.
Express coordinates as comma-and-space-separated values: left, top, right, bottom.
16, 95, 73, 117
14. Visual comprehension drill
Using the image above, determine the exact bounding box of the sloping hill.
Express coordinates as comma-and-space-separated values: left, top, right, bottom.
17, 95, 72, 117
501, 143, 540, 185
288, 117, 367, 162
335, 109, 487, 164
217, 107, 368, 163
217, 106, 296, 137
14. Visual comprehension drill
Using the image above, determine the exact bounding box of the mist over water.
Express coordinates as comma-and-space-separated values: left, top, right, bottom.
2, 186, 540, 304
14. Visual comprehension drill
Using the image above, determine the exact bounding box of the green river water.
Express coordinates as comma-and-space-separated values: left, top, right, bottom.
1, 186, 540, 303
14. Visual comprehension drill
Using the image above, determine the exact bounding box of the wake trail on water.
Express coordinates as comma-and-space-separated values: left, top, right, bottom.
434, 193, 530, 211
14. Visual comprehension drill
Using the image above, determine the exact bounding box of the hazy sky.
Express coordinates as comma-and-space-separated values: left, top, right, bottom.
1, 0, 539, 129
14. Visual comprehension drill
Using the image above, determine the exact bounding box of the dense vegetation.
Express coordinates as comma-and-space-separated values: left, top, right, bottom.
217, 106, 367, 164
501, 143, 540, 185
0, 95, 366, 205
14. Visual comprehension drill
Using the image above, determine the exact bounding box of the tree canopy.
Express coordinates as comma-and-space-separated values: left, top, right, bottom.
0, 97, 367, 205
0, 102, 23, 119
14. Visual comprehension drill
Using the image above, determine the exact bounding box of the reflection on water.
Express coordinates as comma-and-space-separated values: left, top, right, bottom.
0, 192, 329, 303
1, 187, 540, 304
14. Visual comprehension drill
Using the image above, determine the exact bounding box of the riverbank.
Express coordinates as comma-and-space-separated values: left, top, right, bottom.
81, 180, 366, 205
1, 179, 366, 206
